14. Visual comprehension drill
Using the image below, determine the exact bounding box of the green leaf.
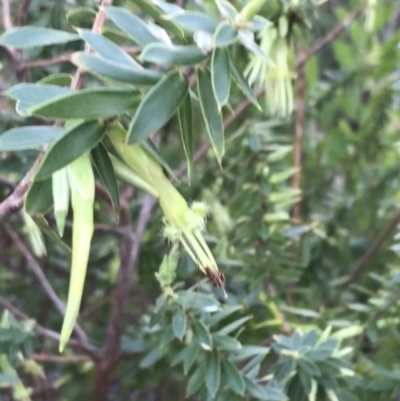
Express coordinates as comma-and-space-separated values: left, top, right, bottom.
193, 320, 213, 351
0, 126, 65, 151
207, 305, 242, 326
238, 31, 271, 62
197, 68, 224, 165
206, 350, 221, 397
178, 92, 193, 181
28, 88, 141, 120
217, 316, 251, 336
66, 7, 96, 28
230, 60, 261, 110
91, 143, 120, 219
211, 48, 231, 109
244, 377, 270, 400
72, 52, 163, 85
0, 27, 80, 49
128, 71, 188, 143
104, 6, 159, 46
25, 178, 53, 215
213, 334, 242, 351
35, 121, 105, 181
38, 73, 72, 87
32, 215, 72, 254
223, 360, 245, 396
139, 347, 168, 368
183, 341, 199, 374
172, 308, 187, 340
132, 0, 184, 38
167, 12, 218, 33
141, 139, 178, 181
213, 21, 238, 47
77, 29, 141, 68
176, 291, 220, 312
215, 0, 238, 18
298, 358, 321, 377
6, 83, 72, 104
140, 43, 207, 66
186, 365, 205, 397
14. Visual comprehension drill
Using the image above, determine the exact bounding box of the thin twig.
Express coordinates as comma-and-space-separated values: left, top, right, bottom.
31, 353, 90, 363
17, 0, 31, 26
1, 0, 12, 30
3, 223, 87, 343
90, 194, 155, 401
340, 209, 400, 290
0, 296, 96, 358
23, 53, 72, 68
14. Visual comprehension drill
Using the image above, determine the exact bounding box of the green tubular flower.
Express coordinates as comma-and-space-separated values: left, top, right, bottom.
21, 209, 46, 258
59, 152, 95, 352
52, 167, 70, 237
245, 18, 294, 117
107, 124, 226, 293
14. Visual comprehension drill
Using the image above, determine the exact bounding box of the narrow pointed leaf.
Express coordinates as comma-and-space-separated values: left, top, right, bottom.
66, 7, 96, 28
245, 377, 270, 400
211, 48, 231, 109
193, 320, 213, 350
215, 0, 238, 18
230, 60, 261, 110
142, 139, 178, 181
183, 341, 199, 374
197, 68, 224, 165
25, 179, 53, 215
217, 316, 252, 335
77, 29, 140, 68
214, 21, 238, 47
186, 365, 205, 397
206, 350, 221, 397
213, 334, 242, 351
128, 71, 188, 143
238, 31, 271, 62
6, 83, 73, 104
140, 43, 207, 66
167, 12, 218, 33
104, 6, 159, 46
28, 88, 141, 119
38, 73, 72, 86
131, 0, 184, 38
178, 92, 193, 180
32, 215, 72, 254
0, 27, 80, 49
223, 360, 245, 395
91, 143, 120, 219
35, 121, 105, 181
0, 126, 64, 151
172, 308, 187, 340
72, 52, 163, 85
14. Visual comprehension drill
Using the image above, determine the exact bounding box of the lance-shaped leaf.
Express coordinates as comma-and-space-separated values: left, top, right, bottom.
103, 6, 159, 46
0, 27, 80, 49
172, 308, 187, 340
91, 143, 120, 219
214, 21, 238, 47
59, 153, 95, 352
38, 73, 72, 86
28, 88, 141, 120
25, 178, 53, 215
230, 60, 261, 110
197, 68, 224, 166
35, 120, 105, 181
66, 7, 96, 28
186, 365, 205, 397
206, 350, 221, 397
223, 360, 245, 396
238, 30, 271, 62
77, 29, 141, 68
192, 320, 212, 350
0, 126, 65, 151
178, 92, 193, 181
166, 12, 218, 33
215, 0, 238, 18
132, 0, 184, 38
211, 48, 231, 109
72, 52, 163, 86
140, 43, 207, 66
128, 71, 188, 143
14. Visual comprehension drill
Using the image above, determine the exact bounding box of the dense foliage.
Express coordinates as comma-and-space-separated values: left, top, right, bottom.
1, 0, 400, 400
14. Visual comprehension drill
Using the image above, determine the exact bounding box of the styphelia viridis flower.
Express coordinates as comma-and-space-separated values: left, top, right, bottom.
107, 123, 226, 296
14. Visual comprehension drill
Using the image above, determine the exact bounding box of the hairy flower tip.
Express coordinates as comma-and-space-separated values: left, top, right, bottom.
163, 222, 181, 243
191, 201, 209, 219
186, 209, 206, 232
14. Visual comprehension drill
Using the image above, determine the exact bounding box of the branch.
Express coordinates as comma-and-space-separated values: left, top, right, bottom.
3, 223, 87, 343
17, 0, 31, 26
23, 53, 72, 68
90, 194, 155, 401
0, 296, 96, 358
340, 209, 400, 290
1, 0, 12, 30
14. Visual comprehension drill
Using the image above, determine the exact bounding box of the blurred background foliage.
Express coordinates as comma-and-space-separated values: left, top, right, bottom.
1, 0, 400, 400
